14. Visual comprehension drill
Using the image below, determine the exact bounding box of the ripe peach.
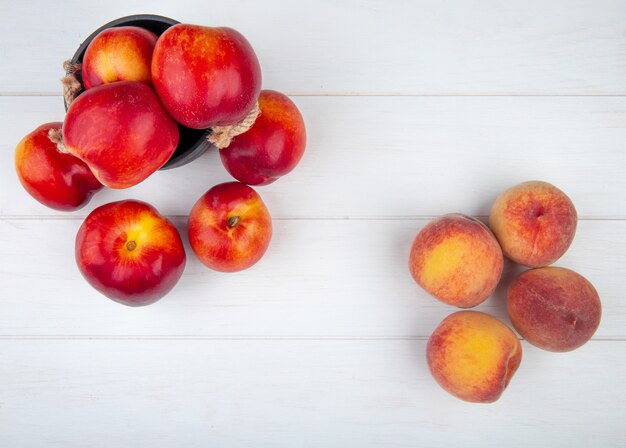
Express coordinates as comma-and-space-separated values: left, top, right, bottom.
507, 267, 601, 352
489, 181, 577, 267
82, 26, 158, 89
427, 311, 522, 403
409, 214, 503, 308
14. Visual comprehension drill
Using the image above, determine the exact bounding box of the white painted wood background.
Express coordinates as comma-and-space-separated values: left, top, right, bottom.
1, 1, 625, 446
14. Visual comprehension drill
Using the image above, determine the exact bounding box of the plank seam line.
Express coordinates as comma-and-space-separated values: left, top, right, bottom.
1, 215, 625, 222
2, 92, 626, 98
0, 336, 622, 341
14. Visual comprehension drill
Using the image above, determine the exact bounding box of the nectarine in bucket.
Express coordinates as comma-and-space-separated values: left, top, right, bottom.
62, 14, 210, 169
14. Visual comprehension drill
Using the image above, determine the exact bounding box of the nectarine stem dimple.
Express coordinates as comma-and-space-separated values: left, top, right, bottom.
227, 216, 241, 228
126, 241, 137, 251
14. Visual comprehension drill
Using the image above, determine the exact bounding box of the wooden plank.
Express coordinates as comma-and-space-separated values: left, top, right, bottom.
1, 1, 625, 94
3, 2, 625, 445
0, 339, 623, 447
3, 95, 626, 218
0, 218, 622, 338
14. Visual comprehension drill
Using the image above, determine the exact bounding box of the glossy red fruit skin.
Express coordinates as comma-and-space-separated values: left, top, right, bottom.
188, 182, 272, 272
219, 90, 307, 186
82, 26, 158, 89
76, 200, 186, 306
151, 24, 262, 129
62, 81, 179, 189
14, 122, 103, 211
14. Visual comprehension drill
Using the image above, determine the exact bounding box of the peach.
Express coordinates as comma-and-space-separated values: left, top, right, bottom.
409, 214, 503, 308
489, 181, 577, 267
427, 311, 522, 403
507, 267, 601, 352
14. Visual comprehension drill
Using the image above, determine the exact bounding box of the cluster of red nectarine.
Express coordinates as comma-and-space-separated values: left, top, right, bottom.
409, 181, 601, 403
13, 16, 602, 406
15, 19, 306, 306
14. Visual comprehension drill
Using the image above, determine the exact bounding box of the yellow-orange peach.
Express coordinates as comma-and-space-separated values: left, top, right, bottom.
409, 214, 503, 308
489, 181, 577, 267
427, 311, 522, 403
507, 267, 601, 352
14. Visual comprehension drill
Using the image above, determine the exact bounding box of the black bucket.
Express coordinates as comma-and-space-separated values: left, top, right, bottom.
64, 14, 210, 170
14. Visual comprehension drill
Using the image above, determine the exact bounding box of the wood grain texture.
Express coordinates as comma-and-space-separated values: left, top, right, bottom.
1, 0, 625, 94
2, 0, 625, 445
1, 339, 624, 448
1, 218, 622, 338
3, 96, 626, 218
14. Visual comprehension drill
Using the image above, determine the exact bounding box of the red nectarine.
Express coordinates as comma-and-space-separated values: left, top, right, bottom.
219, 90, 307, 185
82, 26, 158, 89
76, 200, 186, 306
15, 122, 102, 211
152, 24, 261, 129
62, 81, 179, 189
188, 182, 272, 272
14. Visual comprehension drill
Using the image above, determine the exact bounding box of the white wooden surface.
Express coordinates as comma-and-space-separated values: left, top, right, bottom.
1, 1, 625, 447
